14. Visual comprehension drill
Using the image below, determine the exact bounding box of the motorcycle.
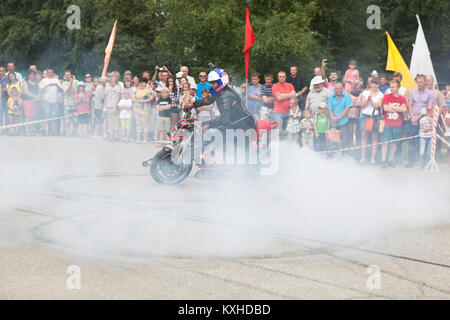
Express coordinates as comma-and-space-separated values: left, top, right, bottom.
142, 107, 279, 185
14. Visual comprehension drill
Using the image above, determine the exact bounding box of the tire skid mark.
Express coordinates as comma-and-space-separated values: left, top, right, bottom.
25, 172, 450, 298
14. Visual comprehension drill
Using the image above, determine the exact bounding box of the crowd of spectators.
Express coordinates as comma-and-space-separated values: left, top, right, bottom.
240, 60, 450, 169
0, 60, 449, 169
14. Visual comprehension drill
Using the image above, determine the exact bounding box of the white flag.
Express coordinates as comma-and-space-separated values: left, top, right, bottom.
410, 15, 438, 87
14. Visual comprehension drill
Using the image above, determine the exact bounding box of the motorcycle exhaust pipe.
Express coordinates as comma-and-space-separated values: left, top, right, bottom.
142, 159, 153, 167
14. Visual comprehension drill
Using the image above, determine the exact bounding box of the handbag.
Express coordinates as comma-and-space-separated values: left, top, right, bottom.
364, 116, 374, 132
326, 128, 341, 145
364, 106, 380, 132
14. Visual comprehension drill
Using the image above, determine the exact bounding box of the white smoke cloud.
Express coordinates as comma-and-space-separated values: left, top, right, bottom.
0, 138, 449, 260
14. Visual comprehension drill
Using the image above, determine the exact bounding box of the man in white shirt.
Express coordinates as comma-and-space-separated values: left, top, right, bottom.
39, 69, 63, 135
305, 76, 333, 116
176, 66, 196, 89
6, 62, 23, 82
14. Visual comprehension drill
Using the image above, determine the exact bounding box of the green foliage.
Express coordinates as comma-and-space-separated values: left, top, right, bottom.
0, 0, 448, 85
311, 0, 449, 84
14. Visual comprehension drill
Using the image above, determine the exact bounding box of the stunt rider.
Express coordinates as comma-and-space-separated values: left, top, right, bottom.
145, 69, 265, 183
188, 69, 258, 175
191, 69, 256, 132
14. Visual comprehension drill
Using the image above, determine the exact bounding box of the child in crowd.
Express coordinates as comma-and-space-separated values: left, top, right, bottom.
184, 85, 208, 138
380, 79, 407, 168
118, 89, 133, 141
239, 83, 247, 101
419, 105, 434, 169
7, 87, 22, 135
189, 84, 198, 104
343, 60, 360, 93
314, 102, 329, 151
300, 108, 315, 150
195, 88, 212, 123
156, 88, 172, 146
286, 98, 301, 144
74, 84, 91, 137
178, 82, 191, 108
124, 79, 133, 92
187, 84, 199, 113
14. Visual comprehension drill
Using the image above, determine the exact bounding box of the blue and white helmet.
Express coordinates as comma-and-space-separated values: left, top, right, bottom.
207, 68, 229, 96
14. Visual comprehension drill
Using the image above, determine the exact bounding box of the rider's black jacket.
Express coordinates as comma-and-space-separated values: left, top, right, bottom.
193, 86, 256, 131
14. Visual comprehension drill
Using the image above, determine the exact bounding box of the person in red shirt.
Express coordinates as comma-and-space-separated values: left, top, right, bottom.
272, 71, 295, 130
380, 80, 407, 168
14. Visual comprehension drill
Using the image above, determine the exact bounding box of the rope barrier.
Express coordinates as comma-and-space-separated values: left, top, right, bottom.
1, 115, 449, 163
437, 134, 450, 148
0, 115, 76, 131
318, 134, 420, 154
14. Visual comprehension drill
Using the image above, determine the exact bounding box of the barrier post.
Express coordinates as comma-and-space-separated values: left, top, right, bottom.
424, 105, 440, 172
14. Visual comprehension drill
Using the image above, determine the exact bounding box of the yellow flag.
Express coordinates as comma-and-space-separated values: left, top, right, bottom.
386, 32, 417, 92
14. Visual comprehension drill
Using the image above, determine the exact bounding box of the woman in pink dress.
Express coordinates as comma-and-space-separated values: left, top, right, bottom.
343, 60, 360, 93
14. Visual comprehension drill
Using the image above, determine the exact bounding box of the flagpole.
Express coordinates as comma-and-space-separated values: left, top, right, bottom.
425, 105, 440, 172
246, 78, 249, 110
244, 7, 254, 111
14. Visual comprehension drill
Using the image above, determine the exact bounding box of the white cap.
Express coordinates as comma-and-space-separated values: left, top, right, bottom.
371, 70, 378, 76
310, 76, 325, 86
318, 102, 327, 109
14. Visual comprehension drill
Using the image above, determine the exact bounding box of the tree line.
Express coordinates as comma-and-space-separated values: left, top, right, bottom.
0, 0, 448, 86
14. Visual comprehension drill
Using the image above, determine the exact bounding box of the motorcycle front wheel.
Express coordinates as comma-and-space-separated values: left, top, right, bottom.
150, 149, 193, 185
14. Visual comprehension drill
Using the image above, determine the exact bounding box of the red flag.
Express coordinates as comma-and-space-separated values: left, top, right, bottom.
102, 20, 118, 77
244, 8, 255, 79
